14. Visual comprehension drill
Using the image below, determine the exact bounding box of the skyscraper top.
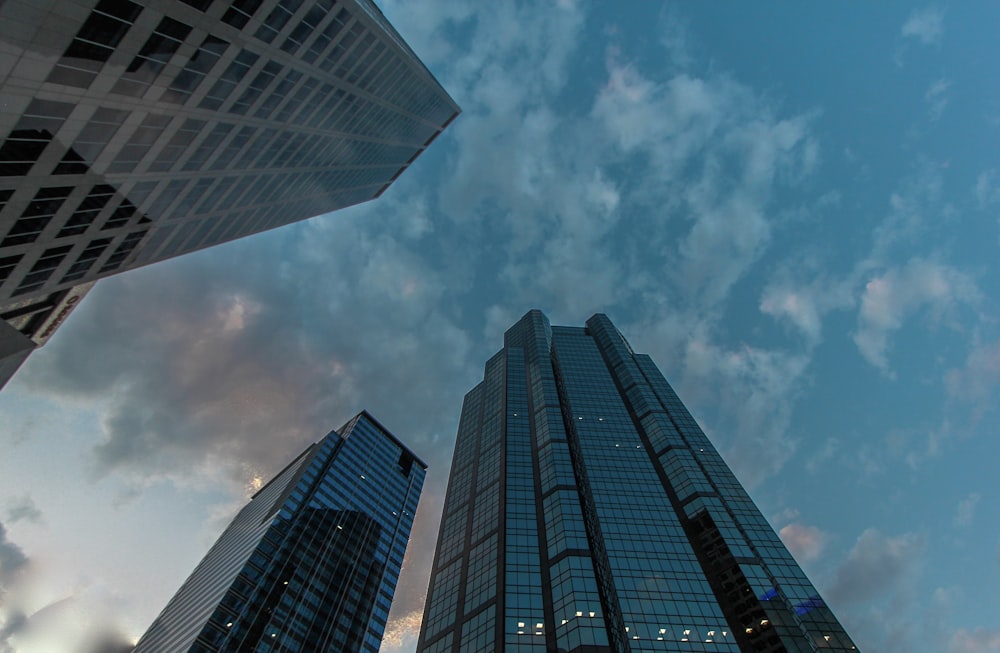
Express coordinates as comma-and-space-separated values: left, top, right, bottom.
418, 309, 859, 652
0, 0, 459, 387
0, 0, 459, 305
135, 410, 427, 652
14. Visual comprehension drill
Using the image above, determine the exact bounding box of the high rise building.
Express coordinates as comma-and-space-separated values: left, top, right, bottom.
134, 410, 426, 652
417, 310, 859, 653
0, 0, 459, 386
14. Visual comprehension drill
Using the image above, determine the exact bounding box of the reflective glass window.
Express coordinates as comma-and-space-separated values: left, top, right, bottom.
222, 0, 263, 29
13, 245, 73, 295
49, 0, 144, 88
62, 237, 113, 282
164, 35, 230, 104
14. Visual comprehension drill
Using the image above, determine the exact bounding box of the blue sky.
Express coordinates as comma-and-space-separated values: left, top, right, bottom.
2, 2, 999, 652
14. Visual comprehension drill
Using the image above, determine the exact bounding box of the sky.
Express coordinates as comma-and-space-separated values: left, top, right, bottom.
1, 1, 999, 652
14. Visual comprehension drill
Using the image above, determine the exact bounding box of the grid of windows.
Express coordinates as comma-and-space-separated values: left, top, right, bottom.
418, 312, 861, 653
48, 0, 145, 89
57, 184, 115, 237
135, 412, 425, 653
0, 100, 77, 177
1, 0, 459, 310
113, 16, 193, 97
13, 245, 74, 296
63, 237, 112, 282
2, 187, 75, 247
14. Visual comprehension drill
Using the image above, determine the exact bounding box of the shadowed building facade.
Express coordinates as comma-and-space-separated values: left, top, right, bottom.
0, 0, 459, 386
134, 411, 426, 653
417, 310, 859, 653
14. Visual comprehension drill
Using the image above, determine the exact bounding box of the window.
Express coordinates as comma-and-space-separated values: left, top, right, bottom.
148, 117, 205, 172
146, 179, 189, 219
112, 17, 192, 97
57, 184, 115, 237
164, 35, 230, 104
100, 230, 146, 272
69, 107, 130, 165
0, 99, 73, 176
253, 70, 301, 120
0, 130, 51, 176
254, 0, 303, 44
106, 113, 171, 173
48, 0, 144, 88
13, 245, 74, 296
183, 123, 233, 171
199, 49, 259, 110
2, 187, 74, 247
62, 237, 112, 282
0, 254, 21, 285
171, 178, 214, 219
280, 1, 334, 55
222, 0, 263, 29
101, 199, 137, 231
180, 0, 214, 10
211, 126, 254, 171
229, 60, 282, 115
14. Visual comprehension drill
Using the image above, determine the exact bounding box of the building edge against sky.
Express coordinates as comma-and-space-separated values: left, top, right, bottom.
417, 309, 859, 653
133, 410, 427, 653
0, 0, 459, 388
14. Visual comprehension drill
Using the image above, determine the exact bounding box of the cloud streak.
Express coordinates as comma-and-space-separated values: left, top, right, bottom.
950, 628, 1000, 653
828, 528, 924, 605
0, 522, 28, 594
901, 7, 944, 46
779, 523, 827, 562
854, 258, 979, 376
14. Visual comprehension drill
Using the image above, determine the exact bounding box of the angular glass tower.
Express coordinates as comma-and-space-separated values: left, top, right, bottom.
0, 0, 459, 386
134, 410, 426, 653
417, 310, 859, 653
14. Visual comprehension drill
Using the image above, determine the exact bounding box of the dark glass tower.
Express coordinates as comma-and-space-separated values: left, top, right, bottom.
0, 0, 459, 386
134, 410, 426, 653
417, 310, 859, 653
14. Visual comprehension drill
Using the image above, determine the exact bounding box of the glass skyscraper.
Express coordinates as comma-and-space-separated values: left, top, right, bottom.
0, 0, 459, 386
417, 310, 859, 653
134, 410, 426, 653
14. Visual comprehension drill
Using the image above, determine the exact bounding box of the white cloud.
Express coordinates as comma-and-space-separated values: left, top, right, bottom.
854, 258, 980, 375
3, 497, 41, 526
592, 55, 819, 310
901, 7, 944, 46
380, 609, 423, 653
974, 169, 1000, 208
779, 523, 827, 562
675, 334, 811, 487
950, 629, 1000, 653
760, 271, 855, 346
925, 79, 951, 122
771, 507, 800, 525
0, 522, 28, 592
828, 528, 925, 605
954, 492, 981, 527
761, 289, 822, 342
945, 339, 1000, 418
870, 164, 944, 261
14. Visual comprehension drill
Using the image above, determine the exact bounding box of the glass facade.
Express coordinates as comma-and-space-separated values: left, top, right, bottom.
417, 310, 860, 653
0, 0, 459, 377
134, 410, 426, 653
